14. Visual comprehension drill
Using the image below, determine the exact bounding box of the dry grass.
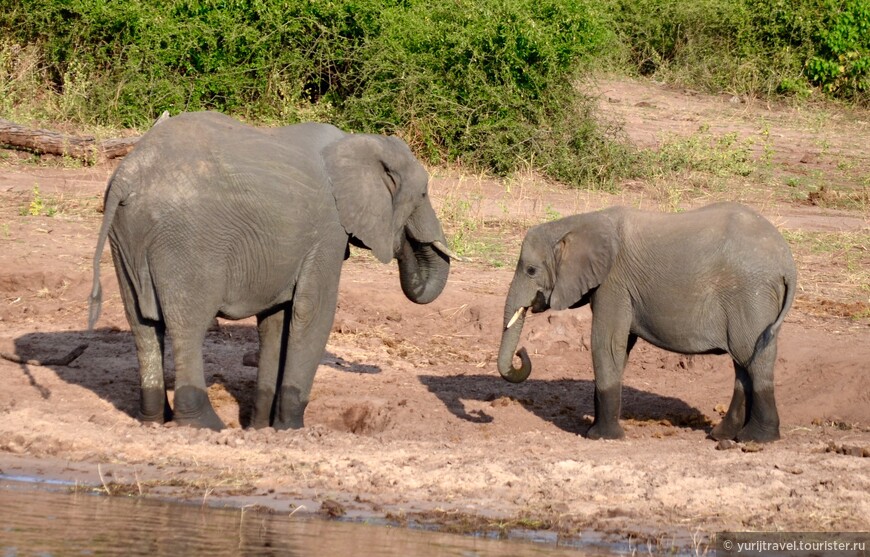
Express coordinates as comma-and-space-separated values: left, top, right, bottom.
784, 230, 870, 322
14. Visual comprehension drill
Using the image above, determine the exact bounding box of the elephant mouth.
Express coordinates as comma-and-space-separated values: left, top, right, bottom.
505, 292, 548, 329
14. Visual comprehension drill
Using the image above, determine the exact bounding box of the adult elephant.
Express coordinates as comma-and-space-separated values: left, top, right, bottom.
89, 111, 457, 430
497, 202, 796, 443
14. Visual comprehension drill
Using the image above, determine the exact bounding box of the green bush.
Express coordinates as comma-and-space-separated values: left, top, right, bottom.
0, 0, 625, 186
608, 0, 870, 103
4, 0, 866, 185
805, 0, 870, 97
339, 0, 618, 183
0, 0, 387, 126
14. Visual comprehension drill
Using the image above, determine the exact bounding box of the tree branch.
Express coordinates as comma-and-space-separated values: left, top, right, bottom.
0, 343, 89, 367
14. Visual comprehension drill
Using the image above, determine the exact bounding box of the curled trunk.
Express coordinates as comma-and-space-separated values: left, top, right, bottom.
397, 237, 450, 304
497, 308, 532, 383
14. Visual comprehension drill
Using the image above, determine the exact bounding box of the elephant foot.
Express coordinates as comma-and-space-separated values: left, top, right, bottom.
586, 420, 625, 440
172, 386, 225, 431
735, 422, 780, 443
272, 386, 307, 430
249, 389, 276, 429
272, 415, 304, 430
138, 388, 172, 424
710, 418, 743, 441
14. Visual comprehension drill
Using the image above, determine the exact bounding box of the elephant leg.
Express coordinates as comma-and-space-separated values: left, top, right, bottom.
112, 251, 171, 423
272, 252, 342, 430
586, 311, 634, 440
250, 306, 288, 429
132, 321, 170, 423
736, 340, 780, 443
166, 318, 225, 431
710, 363, 748, 441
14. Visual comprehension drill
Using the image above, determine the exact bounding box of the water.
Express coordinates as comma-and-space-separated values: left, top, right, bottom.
0, 479, 605, 556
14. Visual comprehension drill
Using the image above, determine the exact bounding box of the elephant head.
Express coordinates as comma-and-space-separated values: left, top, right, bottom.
324, 134, 456, 304
498, 211, 618, 382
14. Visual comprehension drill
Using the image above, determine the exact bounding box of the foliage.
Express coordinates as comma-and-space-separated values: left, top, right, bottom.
2, 0, 868, 185
608, 0, 870, 102
336, 0, 616, 185
805, 0, 870, 97
644, 127, 754, 178
0, 0, 382, 126
0, 0, 624, 186
20, 185, 56, 217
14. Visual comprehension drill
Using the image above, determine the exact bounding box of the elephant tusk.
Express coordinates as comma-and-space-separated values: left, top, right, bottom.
432, 240, 470, 262
506, 307, 527, 329
152, 110, 171, 127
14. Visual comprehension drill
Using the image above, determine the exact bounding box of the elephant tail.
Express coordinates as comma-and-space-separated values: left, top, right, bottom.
752, 271, 796, 358
88, 180, 124, 330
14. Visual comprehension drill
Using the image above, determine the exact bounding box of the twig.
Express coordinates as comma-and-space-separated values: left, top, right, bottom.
202, 487, 214, 508
98, 464, 112, 496
0, 343, 88, 366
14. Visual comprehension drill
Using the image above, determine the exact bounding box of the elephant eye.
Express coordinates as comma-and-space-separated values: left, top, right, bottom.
525, 265, 538, 277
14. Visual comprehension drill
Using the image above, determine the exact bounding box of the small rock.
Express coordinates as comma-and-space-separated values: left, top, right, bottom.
774, 464, 804, 475
716, 439, 738, 451
242, 351, 258, 367
741, 441, 763, 453
320, 499, 345, 518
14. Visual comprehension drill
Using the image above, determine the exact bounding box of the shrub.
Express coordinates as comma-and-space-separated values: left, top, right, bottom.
608, 0, 870, 103
0, 0, 625, 186
340, 0, 618, 184
805, 0, 870, 97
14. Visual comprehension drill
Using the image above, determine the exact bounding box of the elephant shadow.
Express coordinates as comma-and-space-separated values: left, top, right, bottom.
419, 374, 712, 436
3, 324, 381, 428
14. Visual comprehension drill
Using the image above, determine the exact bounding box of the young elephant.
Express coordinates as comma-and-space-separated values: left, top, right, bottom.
498, 202, 796, 442
89, 111, 458, 430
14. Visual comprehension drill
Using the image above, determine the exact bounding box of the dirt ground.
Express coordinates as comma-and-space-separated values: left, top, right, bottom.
0, 78, 868, 552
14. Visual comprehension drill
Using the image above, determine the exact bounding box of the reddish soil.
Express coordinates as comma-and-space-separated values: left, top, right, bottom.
1, 78, 868, 552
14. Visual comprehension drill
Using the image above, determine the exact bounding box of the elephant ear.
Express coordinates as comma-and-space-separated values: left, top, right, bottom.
323, 134, 403, 264
549, 213, 618, 311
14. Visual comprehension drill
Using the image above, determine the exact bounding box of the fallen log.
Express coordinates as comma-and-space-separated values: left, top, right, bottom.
0, 343, 89, 367
0, 118, 139, 162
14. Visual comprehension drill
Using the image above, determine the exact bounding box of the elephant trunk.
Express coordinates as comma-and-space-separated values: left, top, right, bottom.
397, 237, 450, 304
497, 307, 532, 383
397, 202, 453, 305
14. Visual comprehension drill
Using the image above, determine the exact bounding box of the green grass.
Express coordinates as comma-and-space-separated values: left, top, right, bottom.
19, 185, 56, 217
642, 126, 754, 179
436, 186, 522, 267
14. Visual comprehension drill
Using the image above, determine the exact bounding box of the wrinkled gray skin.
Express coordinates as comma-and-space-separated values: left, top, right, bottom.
89, 111, 453, 430
498, 202, 796, 442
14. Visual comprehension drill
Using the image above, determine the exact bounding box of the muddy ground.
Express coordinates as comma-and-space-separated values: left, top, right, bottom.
0, 78, 868, 552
